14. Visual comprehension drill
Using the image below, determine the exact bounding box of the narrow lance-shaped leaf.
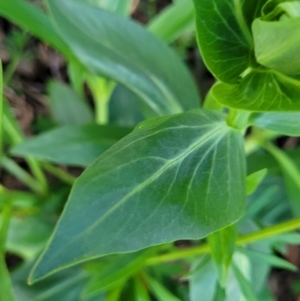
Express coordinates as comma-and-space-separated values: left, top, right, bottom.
30, 109, 246, 282
190, 256, 221, 301
11, 124, 132, 167
246, 169, 267, 195
0, 0, 71, 59
148, 0, 194, 43
46, 0, 200, 117
250, 112, 300, 136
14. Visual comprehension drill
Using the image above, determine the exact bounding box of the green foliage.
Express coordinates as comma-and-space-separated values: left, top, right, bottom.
30, 110, 246, 281
1, 0, 300, 300
46, 0, 200, 117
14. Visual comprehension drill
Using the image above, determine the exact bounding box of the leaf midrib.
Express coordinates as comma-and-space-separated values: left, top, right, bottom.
51, 122, 227, 259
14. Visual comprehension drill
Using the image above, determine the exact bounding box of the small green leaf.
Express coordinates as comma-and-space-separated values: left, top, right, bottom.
213, 70, 300, 111
30, 109, 246, 282
251, 112, 300, 136
11, 124, 131, 167
47, 81, 93, 125
253, 18, 300, 75
208, 225, 236, 287
46, 0, 200, 117
246, 169, 267, 195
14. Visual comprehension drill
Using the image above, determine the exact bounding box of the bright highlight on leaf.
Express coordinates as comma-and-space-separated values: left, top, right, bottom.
46, 0, 200, 117
29, 109, 246, 282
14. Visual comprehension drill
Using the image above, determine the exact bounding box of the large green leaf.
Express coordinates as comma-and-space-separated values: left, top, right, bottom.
11, 124, 131, 167
193, 0, 266, 84
30, 109, 246, 282
46, 0, 200, 117
251, 112, 300, 136
212, 70, 300, 111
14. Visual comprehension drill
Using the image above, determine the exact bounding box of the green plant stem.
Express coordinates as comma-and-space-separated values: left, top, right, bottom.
226, 109, 251, 131
0, 203, 12, 252
3, 106, 48, 195
42, 163, 76, 185
87, 76, 115, 124
27, 158, 48, 193
3, 55, 20, 86
1, 156, 44, 195
0, 202, 16, 301
146, 217, 300, 265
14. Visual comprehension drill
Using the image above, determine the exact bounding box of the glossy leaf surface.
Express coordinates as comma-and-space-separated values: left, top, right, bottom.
251, 112, 300, 136
46, 0, 200, 117
253, 18, 300, 75
11, 124, 131, 167
30, 109, 246, 281
193, 0, 265, 84
194, 0, 300, 111
212, 71, 300, 111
